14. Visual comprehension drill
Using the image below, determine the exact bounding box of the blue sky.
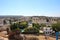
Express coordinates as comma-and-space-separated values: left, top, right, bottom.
0, 0, 60, 17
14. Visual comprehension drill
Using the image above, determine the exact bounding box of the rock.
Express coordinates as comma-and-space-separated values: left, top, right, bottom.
1, 31, 7, 35
0, 37, 4, 40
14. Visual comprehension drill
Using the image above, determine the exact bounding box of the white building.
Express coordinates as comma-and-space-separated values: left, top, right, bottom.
43, 27, 53, 35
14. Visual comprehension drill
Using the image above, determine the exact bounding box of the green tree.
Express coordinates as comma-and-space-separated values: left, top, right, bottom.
32, 23, 41, 30
40, 23, 46, 30
24, 27, 39, 33
52, 22, 60, 32
10, 21, 28, 32
10, 23, 20, 31
19, 21, 28, 29
40, 23, 46, 27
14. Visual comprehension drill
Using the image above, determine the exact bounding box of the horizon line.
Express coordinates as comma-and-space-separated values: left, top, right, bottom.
0, 15, 60, 17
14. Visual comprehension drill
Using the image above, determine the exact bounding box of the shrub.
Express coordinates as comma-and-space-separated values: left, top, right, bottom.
52, 22, 60, 32
23, 27, 39, 34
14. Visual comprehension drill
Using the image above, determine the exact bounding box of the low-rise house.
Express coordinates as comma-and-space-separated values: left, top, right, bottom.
43, 27, 53, 35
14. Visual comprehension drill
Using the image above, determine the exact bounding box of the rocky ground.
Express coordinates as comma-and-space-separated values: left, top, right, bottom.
0, 32, 59, 40
0, 36, 8, 40
0, 35, 57, 40
0, 31, 8, 40
25, 34, 56, 40
0, 35, 56, 40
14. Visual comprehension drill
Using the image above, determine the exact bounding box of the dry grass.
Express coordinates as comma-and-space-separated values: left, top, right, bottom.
38, 35, 56, 40
25, 35, 56, 40
26, 36, 39, 40
0, 32, 8, 38
0, 33, 59, 40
